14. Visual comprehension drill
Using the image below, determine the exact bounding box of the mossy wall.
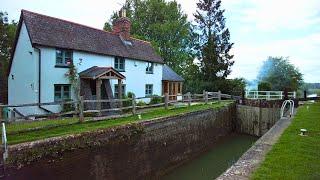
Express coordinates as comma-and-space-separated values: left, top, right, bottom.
6, 104, 236, 179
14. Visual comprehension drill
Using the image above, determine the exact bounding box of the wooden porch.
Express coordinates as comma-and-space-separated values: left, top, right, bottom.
79, 66, 125, 115
162, 81, 183, 100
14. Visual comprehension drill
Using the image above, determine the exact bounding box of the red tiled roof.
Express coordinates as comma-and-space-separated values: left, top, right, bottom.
19, 10, 164, 64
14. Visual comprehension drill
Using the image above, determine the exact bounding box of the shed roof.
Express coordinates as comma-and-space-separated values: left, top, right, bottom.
162, 65, 184, 82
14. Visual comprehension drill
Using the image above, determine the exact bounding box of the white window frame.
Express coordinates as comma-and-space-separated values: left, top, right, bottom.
54, 84, 71, 101
114, 84, 126, 98
56, 49, 73, 67
145, 84, 153, 96
146, 62, 154, 74
114, 57, 125, 72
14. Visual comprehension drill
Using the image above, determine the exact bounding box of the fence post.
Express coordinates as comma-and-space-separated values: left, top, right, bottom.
203, 90, 208, 104
187, 92, 191, 107
206, 91, 209, 104
132, 94, 136, 115
165, 93, 169, 110
218, 90, 221, 102
304, 90, 307, 100
79, 96, 84, 123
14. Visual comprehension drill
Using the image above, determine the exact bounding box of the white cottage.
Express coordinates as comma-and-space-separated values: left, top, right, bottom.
8, 10, 183, 116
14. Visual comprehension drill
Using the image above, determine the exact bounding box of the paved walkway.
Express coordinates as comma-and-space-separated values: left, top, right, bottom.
217, 113, 294, 180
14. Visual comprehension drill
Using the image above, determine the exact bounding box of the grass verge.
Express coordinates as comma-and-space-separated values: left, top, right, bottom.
252, 102, 320, 179
5, 101, 233, 145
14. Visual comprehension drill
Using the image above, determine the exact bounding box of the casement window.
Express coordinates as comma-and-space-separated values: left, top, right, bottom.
114, 84, 126, 98
145, 84, 153, 96
54, 84, 71, 101
146, 62, 154, 74
114, 57, 125, 72
56, 49, 73, 67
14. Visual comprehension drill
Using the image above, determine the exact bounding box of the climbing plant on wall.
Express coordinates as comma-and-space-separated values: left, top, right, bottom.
65, 63, 80, 102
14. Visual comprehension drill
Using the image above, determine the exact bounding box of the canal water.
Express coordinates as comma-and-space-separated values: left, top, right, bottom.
162, 134, 257, 180
5, 134, 257, 180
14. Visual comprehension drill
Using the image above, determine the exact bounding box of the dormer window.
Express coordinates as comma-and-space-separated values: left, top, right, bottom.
114, 57, 125, 72
56, 49, 72, 67
146, 62, 154, 74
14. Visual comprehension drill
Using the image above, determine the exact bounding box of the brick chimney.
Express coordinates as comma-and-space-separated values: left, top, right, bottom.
112, 9, 131, 40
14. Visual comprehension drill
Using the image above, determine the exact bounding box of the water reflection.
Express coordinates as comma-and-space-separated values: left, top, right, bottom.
162, 134, 257, 180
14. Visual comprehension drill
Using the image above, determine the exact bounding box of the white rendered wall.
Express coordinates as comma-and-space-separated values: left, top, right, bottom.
8, 22, 42, 116
9, 25, 163, 115
39, 49, 163, 111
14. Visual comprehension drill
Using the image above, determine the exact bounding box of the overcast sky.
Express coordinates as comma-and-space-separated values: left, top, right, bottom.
2, 0, 320, 83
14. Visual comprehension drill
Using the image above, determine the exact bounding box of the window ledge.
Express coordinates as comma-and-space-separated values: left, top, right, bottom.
55, 65, 71, 68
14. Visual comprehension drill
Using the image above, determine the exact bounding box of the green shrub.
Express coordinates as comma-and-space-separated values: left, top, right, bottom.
62, 100, 76, 113
122, 92, 135, 108
137, 101, 146, 106
122, 92, 136, 113
149, 95, 163, 105
258, 81, 272, 91
127, 91, 135, 98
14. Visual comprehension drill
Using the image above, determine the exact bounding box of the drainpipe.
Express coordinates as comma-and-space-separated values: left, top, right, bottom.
34, 47, 51, 113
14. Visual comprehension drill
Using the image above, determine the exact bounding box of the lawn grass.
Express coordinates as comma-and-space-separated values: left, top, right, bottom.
252, 102, 320, 179
5, 101, 233, 145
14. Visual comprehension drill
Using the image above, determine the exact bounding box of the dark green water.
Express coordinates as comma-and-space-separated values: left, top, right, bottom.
162, 134, 257, 180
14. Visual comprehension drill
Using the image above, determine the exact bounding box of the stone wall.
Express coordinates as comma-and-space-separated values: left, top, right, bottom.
236, 105, 280, 136
236, 99, 298, 137
6, 103, 236, 179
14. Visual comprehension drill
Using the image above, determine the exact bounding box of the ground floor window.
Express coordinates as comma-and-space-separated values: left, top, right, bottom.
54, 84, 71, 101
145, 84, 153, 96
114, 84, 126, 98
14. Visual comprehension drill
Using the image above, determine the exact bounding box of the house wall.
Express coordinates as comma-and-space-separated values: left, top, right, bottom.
33, 48, 162, 112
8, 22, 42, 116
9, 22, 163, 115
40, 49, 162, 100
73, 51, 162, 98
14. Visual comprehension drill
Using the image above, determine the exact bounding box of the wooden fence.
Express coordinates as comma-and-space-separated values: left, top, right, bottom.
0, 91, 236, 123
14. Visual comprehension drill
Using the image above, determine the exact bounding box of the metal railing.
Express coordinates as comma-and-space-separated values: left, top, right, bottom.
245, 91, 296, 100
280, 100, 295, 118
1, 121, 8, 160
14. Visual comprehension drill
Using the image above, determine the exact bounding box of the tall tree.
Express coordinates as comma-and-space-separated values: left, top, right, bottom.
193, 0, 234, 80
0, 11, 17, 74
103, 0, 193, 75
0, 11, 17, 103
257, 56, 303, 91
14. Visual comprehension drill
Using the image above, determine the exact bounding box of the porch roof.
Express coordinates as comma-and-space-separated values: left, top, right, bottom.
162, 65, 184, 82
79, 66, 125, 80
